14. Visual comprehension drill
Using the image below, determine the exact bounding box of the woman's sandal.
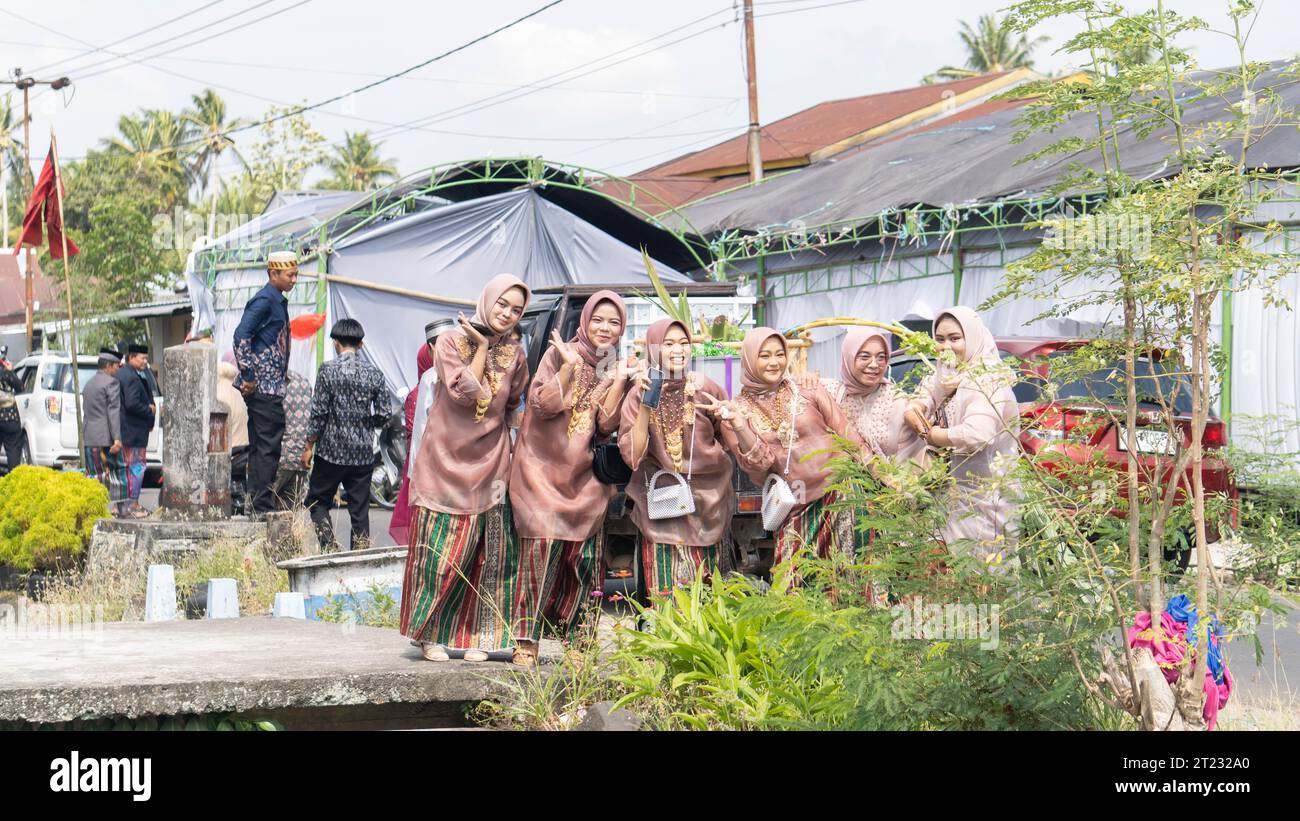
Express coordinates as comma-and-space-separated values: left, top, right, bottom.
463, 649, 489, 662
421, 643, 450, 662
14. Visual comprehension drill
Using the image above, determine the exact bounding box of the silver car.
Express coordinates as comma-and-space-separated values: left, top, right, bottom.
0, 351, 163, 475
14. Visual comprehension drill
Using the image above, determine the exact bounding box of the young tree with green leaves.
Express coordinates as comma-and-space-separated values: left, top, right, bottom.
993, 0, 1298, 729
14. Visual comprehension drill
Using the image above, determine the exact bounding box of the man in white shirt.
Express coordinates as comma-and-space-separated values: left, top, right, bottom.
408, 318, 455, 477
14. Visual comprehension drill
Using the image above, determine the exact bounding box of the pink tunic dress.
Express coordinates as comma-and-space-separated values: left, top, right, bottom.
509, 346, 620, 541
724, 380, 862, 515
409, 328, 529, 516
915, 306, 1021, 563
619, 373, 735, 547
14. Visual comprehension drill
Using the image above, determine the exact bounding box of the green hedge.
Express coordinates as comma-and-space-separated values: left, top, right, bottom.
0, 465, 109, 571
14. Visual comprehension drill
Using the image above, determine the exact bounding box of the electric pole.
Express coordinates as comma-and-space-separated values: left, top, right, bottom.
4, 69, 71, 353
743, 0, 763, 184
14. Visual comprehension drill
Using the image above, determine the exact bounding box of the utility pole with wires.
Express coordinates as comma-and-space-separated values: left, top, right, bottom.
742, 0, 763, 183
3, 68, 71, 353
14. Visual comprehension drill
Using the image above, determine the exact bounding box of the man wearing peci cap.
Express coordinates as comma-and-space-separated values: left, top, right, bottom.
83, 348, 130, 513
303, 319, 389, 551
389, 317, 455, 545
116, 343, 156, 517
233, 250, 297, 515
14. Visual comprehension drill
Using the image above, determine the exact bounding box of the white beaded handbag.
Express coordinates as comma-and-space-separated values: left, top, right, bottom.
760, 384, 800, 532
646, 415, 696, 521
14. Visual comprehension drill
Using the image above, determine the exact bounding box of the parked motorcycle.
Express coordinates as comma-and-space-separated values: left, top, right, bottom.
370, 403, 407, 510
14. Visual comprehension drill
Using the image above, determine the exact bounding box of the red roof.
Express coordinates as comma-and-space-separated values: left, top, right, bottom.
600, 71, 1036, 216
0, 255, 54, 325
644, 72, 1014, 179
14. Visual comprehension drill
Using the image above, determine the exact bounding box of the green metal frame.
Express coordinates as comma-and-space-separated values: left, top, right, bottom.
193, 157, 714, 281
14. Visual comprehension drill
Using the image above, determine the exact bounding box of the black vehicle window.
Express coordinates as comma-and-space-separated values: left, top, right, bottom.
14, 365, 35, 394
59, 365, 99, 394
40, 363, 62, 391
1049, 352, 1192, 414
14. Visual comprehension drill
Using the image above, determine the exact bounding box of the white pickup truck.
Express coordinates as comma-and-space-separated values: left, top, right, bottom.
0, 351, 163, 478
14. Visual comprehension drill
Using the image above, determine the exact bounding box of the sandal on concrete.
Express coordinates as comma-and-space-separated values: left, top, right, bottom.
421, 643, 450, 662
463, 649, 489, 662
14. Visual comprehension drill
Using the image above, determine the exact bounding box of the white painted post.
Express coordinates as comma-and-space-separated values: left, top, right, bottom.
145, 565, 177, 622
273, 592, 306, 619
205, 578, 240, 619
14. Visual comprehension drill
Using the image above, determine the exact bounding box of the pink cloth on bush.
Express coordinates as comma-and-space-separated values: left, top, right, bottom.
1127, 611, 1233, 730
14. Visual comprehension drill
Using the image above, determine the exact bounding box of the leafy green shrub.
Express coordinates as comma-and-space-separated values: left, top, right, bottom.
0, 466, 109, 571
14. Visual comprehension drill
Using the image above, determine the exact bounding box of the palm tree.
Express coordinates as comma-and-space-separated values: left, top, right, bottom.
322, 131, 398, 191
183, 89, 250, 236
0, 94, 25, 245
102, 109, 194, 206
923, 13, 1049, 84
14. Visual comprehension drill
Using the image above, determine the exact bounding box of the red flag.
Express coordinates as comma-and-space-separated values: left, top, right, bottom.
13, 148, 79, 259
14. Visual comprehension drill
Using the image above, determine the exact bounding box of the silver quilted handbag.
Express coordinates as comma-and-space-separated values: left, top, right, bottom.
645, 413, 697, 521
760, 382, 800, 532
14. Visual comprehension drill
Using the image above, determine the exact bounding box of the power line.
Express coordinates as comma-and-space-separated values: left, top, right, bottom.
68, 1, 316, 81
364, 8, 736, 142
150, 0, 569, 151
26, 0, 230, 75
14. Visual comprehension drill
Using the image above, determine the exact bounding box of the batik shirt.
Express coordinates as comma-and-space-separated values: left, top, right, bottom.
279, 371, 314, 468
232, 282, 290, 397
306, 350, 389, 466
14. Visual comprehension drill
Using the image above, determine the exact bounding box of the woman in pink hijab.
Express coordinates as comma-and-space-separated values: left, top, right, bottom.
904, 306, 1020, 569
821, 328, 927, 560
509, 291, 638, 664
620, 318, 735, 597
399, 274, 532, 664
388, 343, 435, 546
708, 327, 862, 572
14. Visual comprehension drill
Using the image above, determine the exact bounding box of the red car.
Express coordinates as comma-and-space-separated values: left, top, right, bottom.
891, 337, 1238, 567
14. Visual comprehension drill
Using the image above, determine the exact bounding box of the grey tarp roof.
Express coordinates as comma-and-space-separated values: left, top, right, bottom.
674, 60, 1300, 237
329, 187, 692, 394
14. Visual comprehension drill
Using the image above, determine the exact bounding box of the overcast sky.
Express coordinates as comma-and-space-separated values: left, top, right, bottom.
3, 0, 1297, 187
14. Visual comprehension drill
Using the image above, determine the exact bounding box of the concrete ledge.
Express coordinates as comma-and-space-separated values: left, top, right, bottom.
0, 618, 533, 725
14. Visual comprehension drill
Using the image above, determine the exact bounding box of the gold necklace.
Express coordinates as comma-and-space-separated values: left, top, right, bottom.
650, 374, 697, 472
455, 335, 517, 423
566, 362, 598, 438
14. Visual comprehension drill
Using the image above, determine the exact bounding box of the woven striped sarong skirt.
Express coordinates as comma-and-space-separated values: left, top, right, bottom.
518, 531, 604, 642
123, 446, 148, 501
83, 446, 128, 505
640, 538, 719, 599
773, 491, 842, 567
399, 497, 524, 651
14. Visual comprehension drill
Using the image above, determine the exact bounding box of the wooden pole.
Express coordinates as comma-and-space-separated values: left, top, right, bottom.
23, 85, 33, 352
321, 273, 476, 306
743, 0, 763, 184
49, 129, 84, 466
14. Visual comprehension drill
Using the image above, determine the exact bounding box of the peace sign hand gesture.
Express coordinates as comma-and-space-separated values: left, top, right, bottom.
698, 394, 745, 432
549, 330, 582, 368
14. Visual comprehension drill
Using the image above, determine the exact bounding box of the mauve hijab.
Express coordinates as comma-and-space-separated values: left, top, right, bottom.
840, 328, 891, 398
573, 290, 627, 368
472, 273, 531, 336
740, 327, 788, 392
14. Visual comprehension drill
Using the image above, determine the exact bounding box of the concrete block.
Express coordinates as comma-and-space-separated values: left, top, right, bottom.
145, 565, 177, 622
205, 579, 240, 619
274, 592, 306, 619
